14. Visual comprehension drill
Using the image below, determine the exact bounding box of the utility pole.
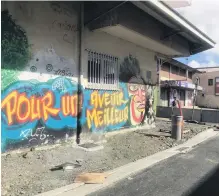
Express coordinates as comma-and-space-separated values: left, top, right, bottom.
191, 77, 199, 121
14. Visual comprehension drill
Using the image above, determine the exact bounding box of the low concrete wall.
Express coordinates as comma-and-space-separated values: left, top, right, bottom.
201, 109, 219, 123
156, 106, 219, 123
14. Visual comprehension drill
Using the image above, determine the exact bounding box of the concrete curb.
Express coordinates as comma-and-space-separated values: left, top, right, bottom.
35, 183, 84, 196
35, 128, 219, 196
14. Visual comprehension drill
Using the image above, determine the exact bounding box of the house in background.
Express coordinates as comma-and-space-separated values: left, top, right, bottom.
193, 67, 219, 109
159, 59, 202, 108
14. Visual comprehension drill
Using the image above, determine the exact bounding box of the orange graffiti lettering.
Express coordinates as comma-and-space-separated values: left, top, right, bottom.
16, 93, 31, 123
87, 106, 129, 129
1, 91, 61, 125
30, 96, 41, 121
41, 92, 60, 121
91, 91, 98, 108
62, 95, 71, 116
104, 93, 110, 107
97, 111, 103, 126
87, 109, 98, 129
1, 91, 18, 125
70, 95, 78, 116
90, 91, 127, 108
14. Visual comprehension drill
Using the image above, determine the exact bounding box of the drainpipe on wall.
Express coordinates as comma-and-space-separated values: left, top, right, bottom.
76, 2, 84, 145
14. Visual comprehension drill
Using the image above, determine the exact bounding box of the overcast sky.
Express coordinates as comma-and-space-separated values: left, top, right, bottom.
175, 0, 219, 68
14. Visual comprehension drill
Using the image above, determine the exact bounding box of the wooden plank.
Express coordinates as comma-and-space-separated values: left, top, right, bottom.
74, 173, 108, 184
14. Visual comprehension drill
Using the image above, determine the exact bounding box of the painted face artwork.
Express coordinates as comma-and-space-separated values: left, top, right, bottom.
128, 76, 146, 125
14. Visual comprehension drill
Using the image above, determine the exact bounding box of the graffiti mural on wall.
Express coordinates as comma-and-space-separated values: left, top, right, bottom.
1, 54, 155, 152
1, 7, 156, 152
85, 85, 129, 131
1, 78, 131, 151
120, 55, 146, 125
1, 78, 84, 150
119, 55, 156, 125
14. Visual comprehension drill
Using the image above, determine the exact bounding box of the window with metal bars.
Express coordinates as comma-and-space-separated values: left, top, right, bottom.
87, 50, 119, 90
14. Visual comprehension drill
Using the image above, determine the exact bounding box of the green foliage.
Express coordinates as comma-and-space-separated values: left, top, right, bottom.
1, 10, 31, 89
1, 69, 19, 90
1, 10, 31, 70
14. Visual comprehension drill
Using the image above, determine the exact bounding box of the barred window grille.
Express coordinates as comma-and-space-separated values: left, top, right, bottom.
87, 50, 119, 90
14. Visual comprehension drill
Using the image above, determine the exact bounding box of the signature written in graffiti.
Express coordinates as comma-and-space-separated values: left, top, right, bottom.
54, 68, 74, 77
52, 20, 78, 32
20, 127, 52, 142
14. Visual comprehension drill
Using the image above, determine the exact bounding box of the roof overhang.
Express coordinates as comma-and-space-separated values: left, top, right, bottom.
131, 1, 216, 55
94, 25, 182, 56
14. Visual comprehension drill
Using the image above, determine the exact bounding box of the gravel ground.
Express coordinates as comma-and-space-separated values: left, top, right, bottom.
1, 119, 214, 196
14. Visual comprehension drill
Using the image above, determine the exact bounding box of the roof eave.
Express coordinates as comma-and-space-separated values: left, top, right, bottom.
132, 1, 216, 51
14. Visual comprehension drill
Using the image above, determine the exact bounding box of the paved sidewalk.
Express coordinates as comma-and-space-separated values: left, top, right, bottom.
88, 135, 219, 196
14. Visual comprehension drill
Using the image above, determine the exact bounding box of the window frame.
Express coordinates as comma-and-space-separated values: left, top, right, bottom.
208, 78, 213, 86
86, 49, 120, 90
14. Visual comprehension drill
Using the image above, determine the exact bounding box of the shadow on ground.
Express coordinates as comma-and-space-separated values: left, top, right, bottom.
183, 165, 219, 196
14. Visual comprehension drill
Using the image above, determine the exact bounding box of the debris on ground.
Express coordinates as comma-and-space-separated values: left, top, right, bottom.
6, 154, 11, 158
183, 129, 191, 134
185, 120, 199, 124
159, 129, 170, 133
74, 173, 108, 184
199, 122, 206, 125
30, 147, 35, 152
1, 119, 210, 196
22, 153, 28, 159
76, 159, 83, 164
50, 162, 82, 171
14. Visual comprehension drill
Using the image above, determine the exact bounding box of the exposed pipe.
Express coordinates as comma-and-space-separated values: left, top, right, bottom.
76, 2, 84, 145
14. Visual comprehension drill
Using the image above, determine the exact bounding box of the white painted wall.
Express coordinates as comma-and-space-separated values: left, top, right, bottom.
2, 1, 79, 83
82, 28, 158, 87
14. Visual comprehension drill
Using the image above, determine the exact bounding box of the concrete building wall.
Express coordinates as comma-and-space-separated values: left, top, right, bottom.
83, 28, 158, 85
194, 70, 219, 109
80, 27, 158, 134
1, 1, 80, 152
1, 2, 157, 153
